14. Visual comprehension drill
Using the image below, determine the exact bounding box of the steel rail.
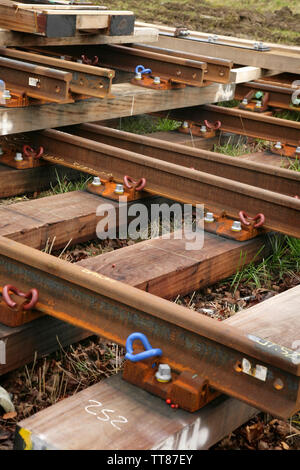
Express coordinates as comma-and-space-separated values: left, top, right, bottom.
102, 43, 233, 84
33, 43, 207, 87
71, 123, 300, 197
0, 235, 299, 418
235, 81, 300, 111
0, 46, 115, 98
131, 43, 233, 83
161, 104, 300, 146
0, 55, 73, 103
33, 129, 300, 237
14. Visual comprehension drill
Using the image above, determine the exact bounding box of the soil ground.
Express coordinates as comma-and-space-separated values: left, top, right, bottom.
99, 0, 300, 45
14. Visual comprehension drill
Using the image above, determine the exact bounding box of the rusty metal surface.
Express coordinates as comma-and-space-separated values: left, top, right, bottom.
132, 42, 233, 84
0, 47, 114, 99
0, 235, 299, 418
162, 104, 300, 147
70, 123, 300, 202
235, 81, 300, 112
0, 56, 73, 103
33, 129, 300, 237
35, 43, 207, 87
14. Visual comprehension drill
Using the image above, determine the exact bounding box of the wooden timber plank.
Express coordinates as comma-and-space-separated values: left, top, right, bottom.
0, 164, 78, 198
0, 316, 89, 376
0, 190, 118, 250
226, 285, 300, 351
229, 67, 280, 84
0, 26, 158, 47
136, 21, 300, 55
238, 151, 288, 169
0, 82, 235, 136
15, 374, 258, 450
77, 230, 268, 299
142, 130, 218, 151
153, 34, 300, 74
0, 3, 134, 37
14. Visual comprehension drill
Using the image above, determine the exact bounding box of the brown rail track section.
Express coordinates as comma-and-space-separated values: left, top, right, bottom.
0, 235, 299, 418
160, 104, 300, 146
32, 129, 300, 237
70, 123, 300, 197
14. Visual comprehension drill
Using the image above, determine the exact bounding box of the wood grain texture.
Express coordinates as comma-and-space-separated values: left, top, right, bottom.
0, 26, 158, 47
16, 374, 258, 450
0, 164, 78, 198
78, 230, 269, 299
0, 315, 89, 376
226, 285, 300, 349
155, 35, 300, 74
0, 82, 235, 136
0, 191, 117, 249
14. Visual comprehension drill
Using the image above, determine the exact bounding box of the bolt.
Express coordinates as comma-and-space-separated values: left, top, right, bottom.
155, 363, 172, 383
292, 96, 300, 106
135, 71, 142, 80
254, 41, 265, 50
153, 76, 161, 85
14, 152, 23, 162
274, 141, 282, 150
208, 34, 218, 43
60, 56, 65, 60
295, 146, 300, 155
204, 212, 214, 223
200, 125, 207, 134
114, 183, 124, 195
231, 220, 242, 232
255, 101, 262, 108
92, 176, 101, 186
182, 121, 189, 129
76, 59, 83, 64
242, 98, 248, 105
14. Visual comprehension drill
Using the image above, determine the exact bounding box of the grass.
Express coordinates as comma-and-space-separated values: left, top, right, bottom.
117, 115, 181, 134
230, 235, 300, 292
282, 156, 300, 172
273, 110, 300, 122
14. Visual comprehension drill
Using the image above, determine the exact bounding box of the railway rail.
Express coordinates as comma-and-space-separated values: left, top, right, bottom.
0, 18, 299, 450
0, 236, 299, 419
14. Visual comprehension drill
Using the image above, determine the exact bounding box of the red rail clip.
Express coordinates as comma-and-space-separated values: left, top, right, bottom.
124, 175, 146, 191
239, 211, 265, 228
204, 120, 221, 130
2, 285, 39, 310
23, 145, 44, 160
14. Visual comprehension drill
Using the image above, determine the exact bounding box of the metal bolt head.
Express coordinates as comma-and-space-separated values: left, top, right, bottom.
155, 364, 172, 383
114, 184, 124, 195
200, 125, 207, 133
182, 121, 189, 129
14, 152, 23, 162
242, 98, 248, 105
135, 72, 142, 80
295, 146, 300, 154
231, 220, 242, 232
292, 96, 300, 106
274, 141, 282, 149
204, 212, 214, 223
255, 101, 262, 108
60, 56, 65, 60
92, 176, 101, 186
153, 76, 161, 85
76, 59, 83, 64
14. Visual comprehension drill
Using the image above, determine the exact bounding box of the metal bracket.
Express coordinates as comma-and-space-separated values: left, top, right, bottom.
203, 211, 266, 241
161, 32, 271, 52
